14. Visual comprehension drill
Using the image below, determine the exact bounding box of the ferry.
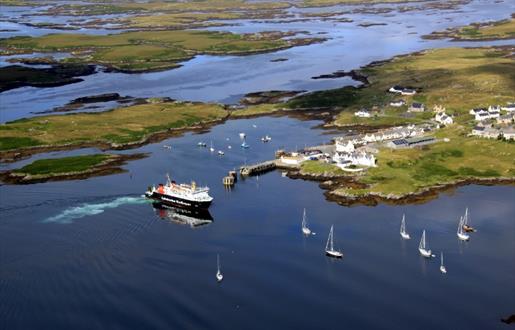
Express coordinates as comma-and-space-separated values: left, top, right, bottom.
145, 174, 213, 209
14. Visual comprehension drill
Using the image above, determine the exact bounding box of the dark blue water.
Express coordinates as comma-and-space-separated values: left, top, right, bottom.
1, 117, 514, 329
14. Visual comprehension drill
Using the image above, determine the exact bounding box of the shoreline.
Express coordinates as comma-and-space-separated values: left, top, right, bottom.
0, 153, 148, 184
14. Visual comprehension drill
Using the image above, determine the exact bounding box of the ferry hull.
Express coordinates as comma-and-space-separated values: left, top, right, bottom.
145, 191, 212, 209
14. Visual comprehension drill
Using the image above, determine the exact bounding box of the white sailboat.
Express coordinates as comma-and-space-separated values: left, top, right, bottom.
400, 214, 410, 240
462, 207, 476, 232
301, 208, 311, 235
418, 230, 432, 258
209, 141, 215, 153
439, 252, 447, 274
216, 254, 223, 282
325, 225, 343, 258
457, 216, 470, 241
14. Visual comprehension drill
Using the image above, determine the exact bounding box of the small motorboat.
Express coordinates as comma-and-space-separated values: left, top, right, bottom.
163, 145, 172, 150
197, 142, 207, 147
227, 145, 232, 149
209, 141, 215, 153
261, 135, 272, 143
239, 133, 246, 139
218, 150, 225, 156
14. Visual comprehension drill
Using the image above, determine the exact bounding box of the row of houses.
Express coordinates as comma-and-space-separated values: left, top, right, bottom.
471, 125, 515, 140
333, 151, 376, 168
388, 85, 417, 96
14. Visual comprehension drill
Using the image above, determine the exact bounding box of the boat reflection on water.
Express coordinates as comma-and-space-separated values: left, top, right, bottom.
151, 203, 214, 228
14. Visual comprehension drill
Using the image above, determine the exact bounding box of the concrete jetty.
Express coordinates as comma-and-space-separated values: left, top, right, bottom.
240, 160, 277, 176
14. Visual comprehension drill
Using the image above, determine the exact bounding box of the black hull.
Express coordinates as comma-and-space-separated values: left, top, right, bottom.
146, 192, 212, 209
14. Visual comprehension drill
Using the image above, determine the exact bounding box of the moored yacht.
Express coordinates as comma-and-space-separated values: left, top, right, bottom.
418, 230, 432, 258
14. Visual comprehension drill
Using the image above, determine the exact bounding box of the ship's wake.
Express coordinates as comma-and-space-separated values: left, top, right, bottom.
44, 196, 150, 224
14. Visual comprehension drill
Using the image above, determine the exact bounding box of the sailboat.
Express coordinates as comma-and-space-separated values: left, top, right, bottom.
241, 137, 249, 149
301, 208, 311, 235
216, 254, 223, 282
209, 141, 215, 153
418, 230, 432, 258
439, 252, 447, 274
457, 216, 470, 241
400, 214, 410, 240
325, 225, 343, 258
462, 207, 476, 232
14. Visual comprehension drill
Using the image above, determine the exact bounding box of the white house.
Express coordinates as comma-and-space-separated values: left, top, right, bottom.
497, 114, 514, 124
390, 99, 406, 107
435, 112, 453, 125
469, 108, 488, 116
488, 105, 501, 113
335, 139, 355, 153
400, 89, 416, 96
408, 102, 425, 112
389, 86, 404, 93
501, 103, 515, 112
333, 151, 376, 168
354, 110, 371, 118
475, 111, 500, 121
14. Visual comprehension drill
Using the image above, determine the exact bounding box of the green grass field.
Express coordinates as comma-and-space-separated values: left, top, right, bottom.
12, 154, 111, 175
426, 17, 515, 41
0, 30, 292, 72
0, 101, 228, 150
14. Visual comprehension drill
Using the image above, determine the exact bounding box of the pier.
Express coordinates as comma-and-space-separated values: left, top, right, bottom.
240, 160, 277, 176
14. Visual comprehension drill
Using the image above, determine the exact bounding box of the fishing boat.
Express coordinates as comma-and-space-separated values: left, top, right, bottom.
145, 174, 213, 210
218, 150, 225, 156
462, 207, 476, 232
216, 254, 223, 282
325, 225, 343, 258
439, 252, 447, 274
301, 208, 311, 235
197, 142, 207, 147
457, 216, 470, 241
400, 214, 410, 240
209, 141, 215, 153
418, 230, 432, 258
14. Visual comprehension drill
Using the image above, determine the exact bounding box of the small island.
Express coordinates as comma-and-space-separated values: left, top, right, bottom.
0, 153, 147, 184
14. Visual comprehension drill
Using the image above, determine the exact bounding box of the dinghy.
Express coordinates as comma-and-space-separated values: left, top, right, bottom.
462, 207, 476, 232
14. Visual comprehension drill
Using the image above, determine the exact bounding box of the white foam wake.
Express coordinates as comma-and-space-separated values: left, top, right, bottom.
44, 196, 149, 224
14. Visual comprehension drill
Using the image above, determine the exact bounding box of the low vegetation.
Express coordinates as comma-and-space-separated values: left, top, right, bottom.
0, 30, 305, 72
301, 160, 346, 176
424, 16, 515, 41
12, 154, 111, 175
0, 101, 228, 151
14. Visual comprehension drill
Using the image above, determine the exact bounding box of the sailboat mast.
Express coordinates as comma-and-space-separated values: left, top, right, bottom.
217, 254, 220, 272
326, 226, 332, 250
401, 214, 405, 234
420, 230, 425, 249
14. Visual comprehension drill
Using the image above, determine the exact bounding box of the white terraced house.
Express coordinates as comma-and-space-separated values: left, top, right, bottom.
333, 151, 376, 168
354, 110, 371, 118
501, 103, 515, 112
335, 140, 355, 153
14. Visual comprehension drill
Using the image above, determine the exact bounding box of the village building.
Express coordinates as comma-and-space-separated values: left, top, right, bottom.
388, 85, 404, 93
389, 99, 406, 107
470, 126, 501, 139
335, 140, 355, 153
433, 105, 446, 113
501, 126, 515, 139
497, 113, 514, 125
387, 136, 436, 149
469, 108, 488, 116
408, 102, 425, 112
400, 89, 416, 96
488, 105, 501, 113
354, 110, 371, 118
435, 112, 453, 125
501, 103, 515, 112
474, 111, 500, 121
333, 151, 376, 168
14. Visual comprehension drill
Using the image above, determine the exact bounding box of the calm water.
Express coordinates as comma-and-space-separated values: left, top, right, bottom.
1, 117, 514, 330
1, 1, 514, 329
